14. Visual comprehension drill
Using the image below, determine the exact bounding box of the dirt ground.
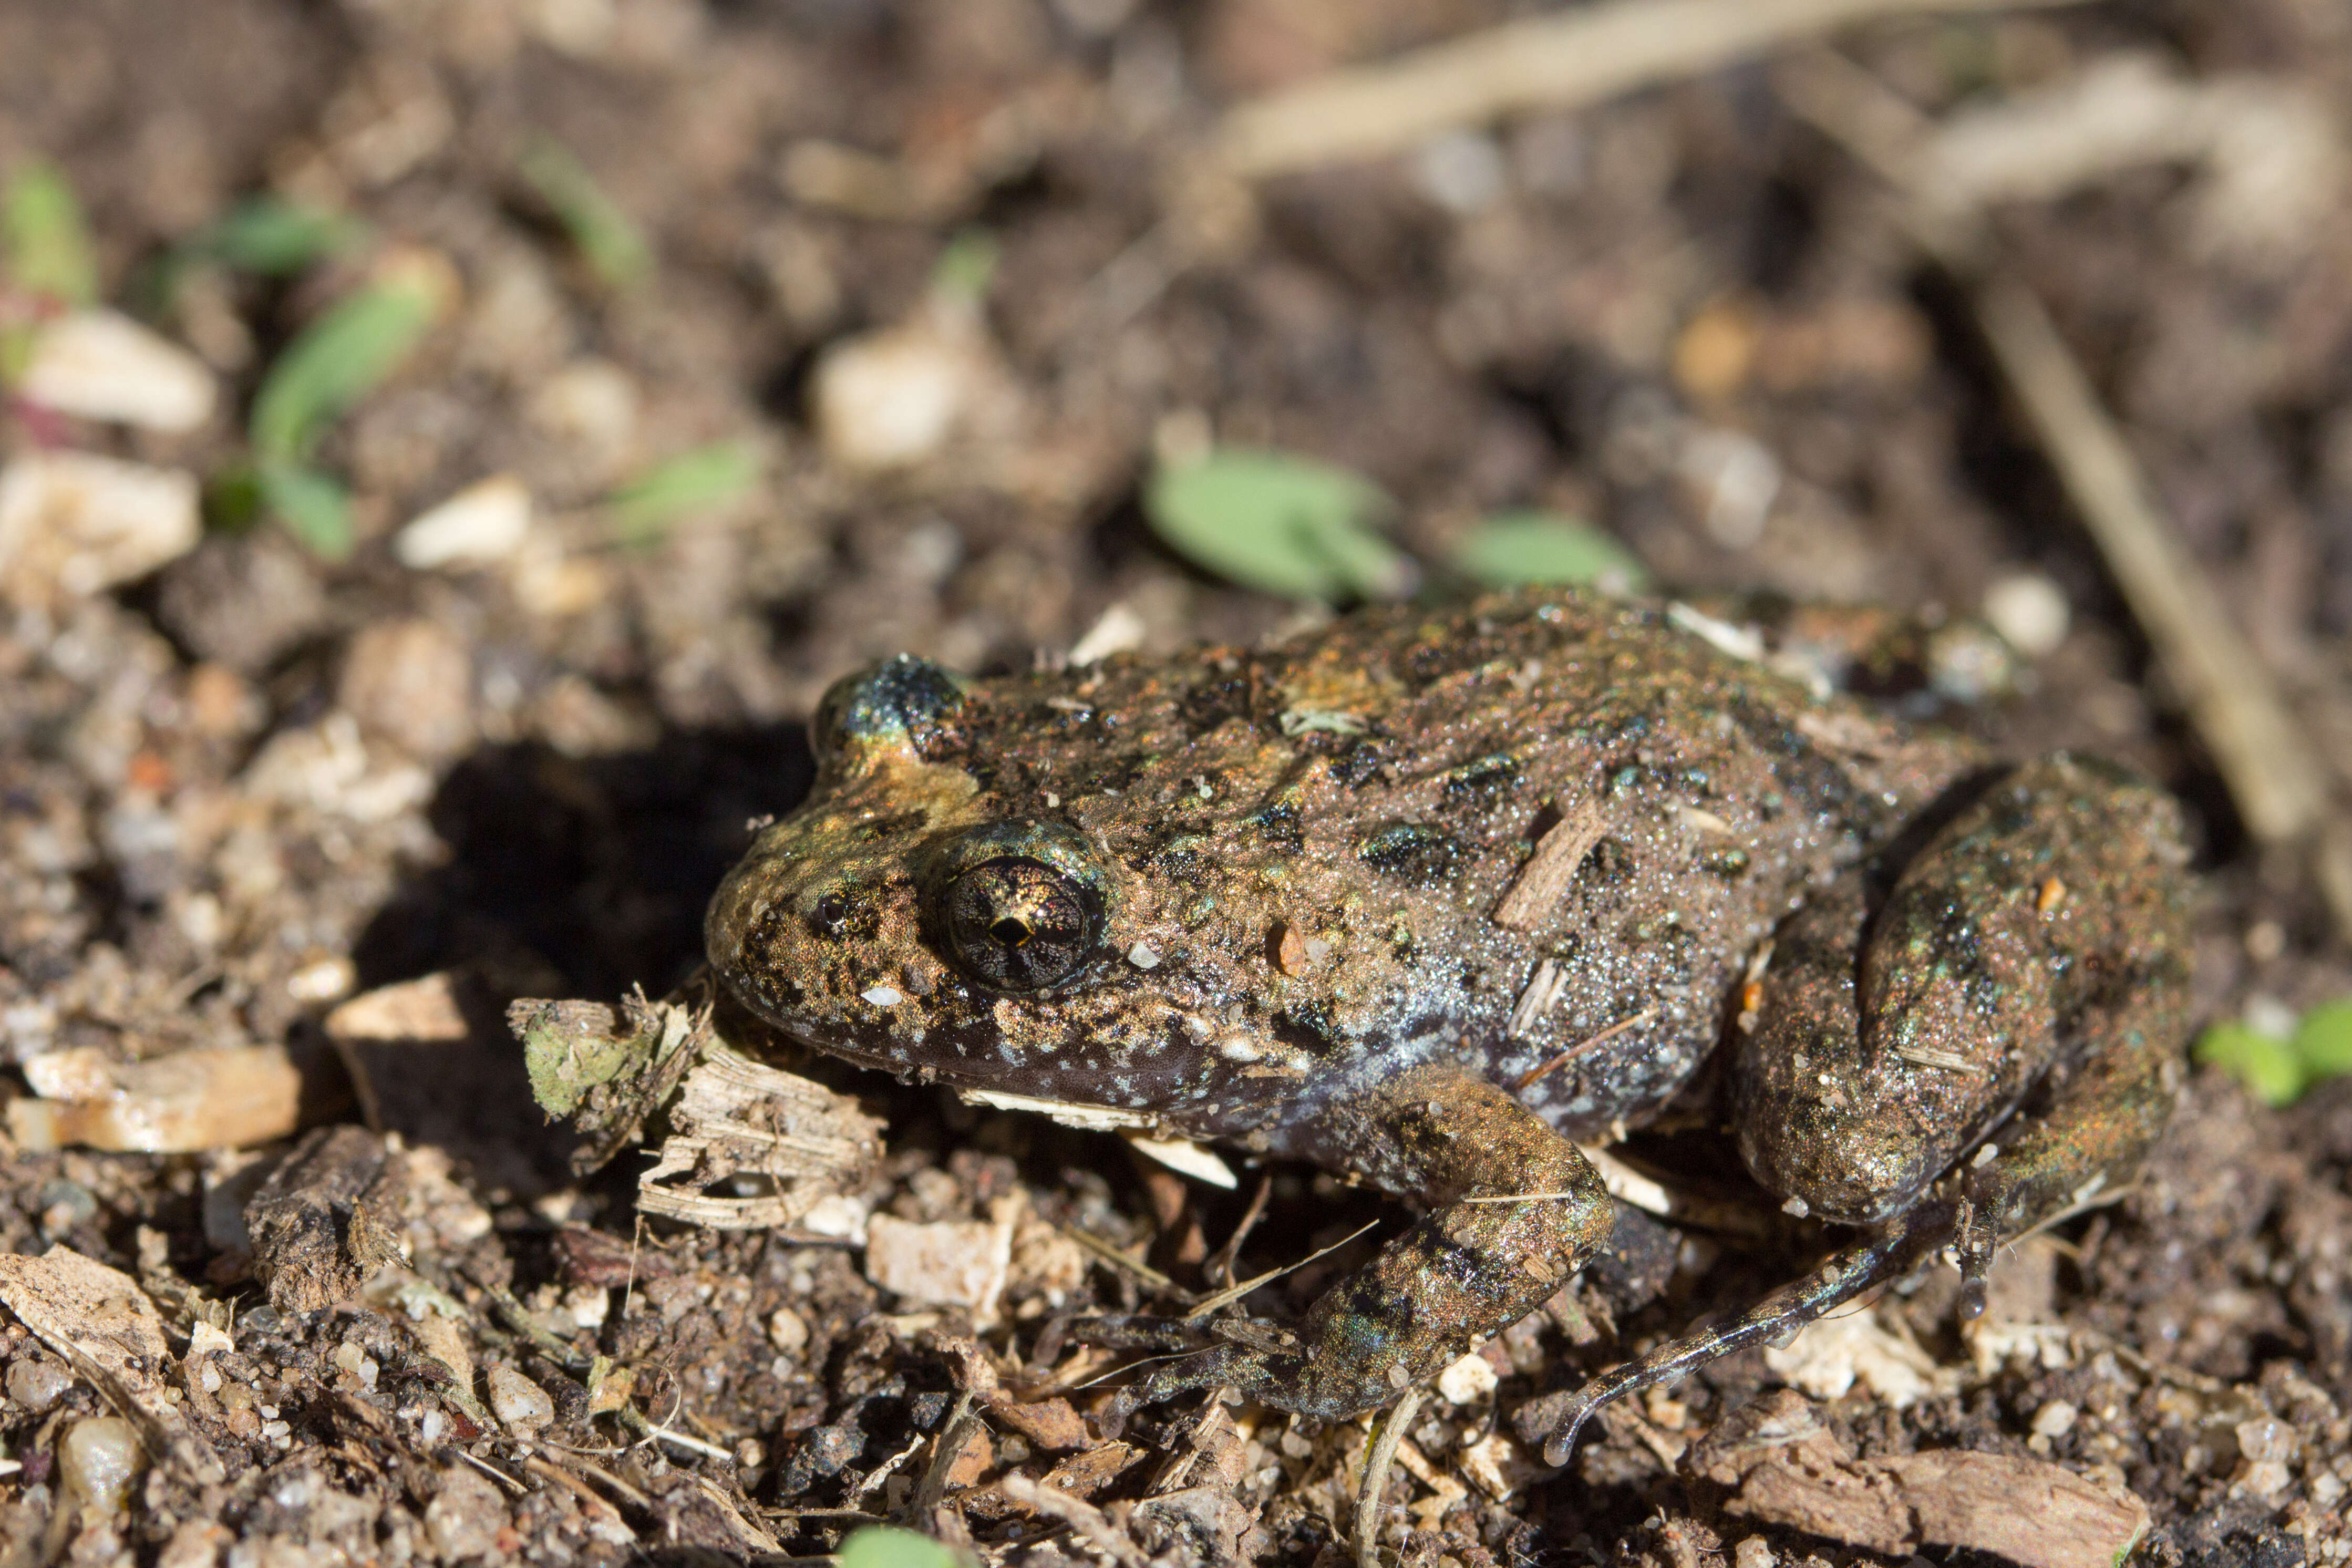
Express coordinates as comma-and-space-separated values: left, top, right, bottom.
4, 0, 2352, 1564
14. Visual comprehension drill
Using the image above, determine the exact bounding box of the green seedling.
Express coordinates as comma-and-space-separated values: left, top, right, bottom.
1451, 509, 1650, 592
2194, 996, 2352, 1107
931, 228, 999, 303
838, 1526, 960, 1568
518, 137, 651, 292
607, 441, 761, 545
188, 197, 367, 276
2, 159, 98, 308
1145, 448, 1413, 602
247, 253, 449, 558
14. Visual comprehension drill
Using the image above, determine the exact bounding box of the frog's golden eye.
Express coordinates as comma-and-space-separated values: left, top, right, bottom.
940, 855, 1101, 992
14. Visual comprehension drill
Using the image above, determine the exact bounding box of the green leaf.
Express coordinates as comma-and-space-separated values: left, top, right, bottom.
1144, 449, 1411, 602
2292, 998, 2352, 1082
2194, 1022, 2303, 1108
260, 462, 354, 559
1451, 510, 1650, 592
191, 197, 366, 275
251, 265, 443, 465
838, 1526, 960, 1568
931, 229, 1000, 303
3, 160, 98, 306
608, 441, 761, 545
518, 137, 651, 292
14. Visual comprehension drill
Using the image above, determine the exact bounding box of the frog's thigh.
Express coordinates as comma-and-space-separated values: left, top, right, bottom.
1734, 754, 2192, 1226
1250, 1066, 1613, 1420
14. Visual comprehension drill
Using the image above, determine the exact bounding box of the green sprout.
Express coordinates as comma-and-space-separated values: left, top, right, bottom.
247, 254, 449, 557
518, 137, 651, 292
2195, 998, 2352, 1108
187, 197, 367, 276
1144, 448, 1412, 603
2, 159, 98, 308
607, 441, 762, 546
1450, 510, 1650, 593
838, 1526, 961, 1568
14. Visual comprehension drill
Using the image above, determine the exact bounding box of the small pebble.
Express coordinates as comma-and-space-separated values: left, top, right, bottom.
0, 451, 202, 604
2234, 1415, 2295, 1463
2031, 1399, 2078, 1439
1982, 571, 2071, 658
767, 1305, 810, 1355
338, 618, 476, 762
1436, 1350, 1499, 1406
394, 474, 532, 570
864, 1213, 1010, 1323
19, 308, 218, 432
812, 313, 983, 470
1733, 1539, 1775, 1568
57, 1415, 143, 1515
486, 1365, 554, 1433
6, 1358, 73, 1413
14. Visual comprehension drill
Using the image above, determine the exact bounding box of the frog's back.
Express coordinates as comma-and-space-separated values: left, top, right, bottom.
948, 589, 1984, 1144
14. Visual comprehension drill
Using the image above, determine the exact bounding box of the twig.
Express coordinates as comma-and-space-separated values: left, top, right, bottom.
566, 1454, 657, 1512
453, 1447, 527, 1495
1353, 1387, 1426, 1568
1058, 1222, 1189, 1301
1204, 1172, 1275, 1290
521, 1456, 637, 1538
904, 1391, 983, 1526
1187, 1220, 1381, 1319
995, 1477, 1152, 1568
1514, 1008, 1658, 1091
1215, 0, 2090, 180
1775, 51, 2341, 903
1968, 276, 2332, 848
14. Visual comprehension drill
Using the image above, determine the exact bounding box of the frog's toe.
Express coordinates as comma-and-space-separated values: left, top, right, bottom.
1539, 1202, 1955, 1468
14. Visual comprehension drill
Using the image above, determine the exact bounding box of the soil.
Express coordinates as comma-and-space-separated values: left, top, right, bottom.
3, 1, 2352, 1565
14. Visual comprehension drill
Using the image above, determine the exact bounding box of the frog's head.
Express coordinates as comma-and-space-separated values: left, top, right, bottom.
705, 656, 1266, 1114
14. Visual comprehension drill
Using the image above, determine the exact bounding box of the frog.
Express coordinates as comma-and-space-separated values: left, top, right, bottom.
703, 587, 2194, 1466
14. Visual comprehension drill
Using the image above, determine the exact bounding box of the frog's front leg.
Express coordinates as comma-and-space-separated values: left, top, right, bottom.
1111, 1064, 1613, 1426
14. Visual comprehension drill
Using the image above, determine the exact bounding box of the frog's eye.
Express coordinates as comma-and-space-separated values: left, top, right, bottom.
939, 855, 1102, 992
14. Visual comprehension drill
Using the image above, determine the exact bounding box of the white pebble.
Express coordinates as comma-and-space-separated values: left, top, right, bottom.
1126, 942, 1161, 970
863, 1213, 1011, 1324
1412, 131, 1508, 214
394, 474, 532, 570
0, 451, 201, 603
1436, 1349, 1499, 1406
767, 1305, 810, 1355
57, 1416, 143, 1516
2235, 1415, 2295, 1463
860, 985, 903, 1007
2030, 1399, 2077, 1439
1982, 571, 2071, 657
486, 1365, 553, 1433
813, 315, 981, 471
19, 309, 218, 432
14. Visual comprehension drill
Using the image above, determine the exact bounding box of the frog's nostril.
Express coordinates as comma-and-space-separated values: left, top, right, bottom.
814, 893, 848, 935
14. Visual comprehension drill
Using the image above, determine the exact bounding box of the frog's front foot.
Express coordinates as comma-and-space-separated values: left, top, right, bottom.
1073, 1066, 1616, 1430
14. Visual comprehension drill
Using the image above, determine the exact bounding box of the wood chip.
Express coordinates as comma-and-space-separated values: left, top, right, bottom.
1684, 1389, 2147, 1568
7, 1043, 301, 1153
1492, 806, 1607, 931
243, 1125, 407, 1314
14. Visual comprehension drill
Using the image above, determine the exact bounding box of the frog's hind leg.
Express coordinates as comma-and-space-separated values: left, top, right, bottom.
1730, 753, 2192, 1297
1542, 754, 2193, 1466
